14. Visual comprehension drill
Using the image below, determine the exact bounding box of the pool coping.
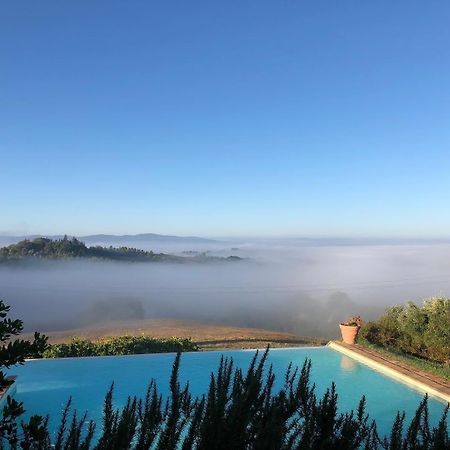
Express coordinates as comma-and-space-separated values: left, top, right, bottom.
328, 341, 450, 404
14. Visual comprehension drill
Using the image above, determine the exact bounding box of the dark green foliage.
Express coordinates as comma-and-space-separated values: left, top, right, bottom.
0, 395, 50, 450
0, 300, 48, 387
53, 398, 95, 450
0, 300, 50, 448
360, 297, 450, 365
156, 353, 194, 449
43, 336, 199, 358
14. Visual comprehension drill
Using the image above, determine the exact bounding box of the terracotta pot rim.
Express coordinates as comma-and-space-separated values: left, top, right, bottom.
339, 324, 361, 328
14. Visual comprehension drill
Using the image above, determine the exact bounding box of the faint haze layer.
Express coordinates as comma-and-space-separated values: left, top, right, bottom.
1, 240, 450, 339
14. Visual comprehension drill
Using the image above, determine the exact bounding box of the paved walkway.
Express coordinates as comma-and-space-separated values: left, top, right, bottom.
328, 341, 450, 403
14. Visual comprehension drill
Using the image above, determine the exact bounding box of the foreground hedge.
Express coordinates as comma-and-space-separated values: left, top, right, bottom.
43, 335, 199, 358
360, 296, 450, 364
2, 350, 449, 449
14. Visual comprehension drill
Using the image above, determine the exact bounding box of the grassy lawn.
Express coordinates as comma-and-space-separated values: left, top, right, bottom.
358, 340, 450, 381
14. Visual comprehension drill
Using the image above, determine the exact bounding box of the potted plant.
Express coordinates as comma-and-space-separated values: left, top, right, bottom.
339, 316, 363, 345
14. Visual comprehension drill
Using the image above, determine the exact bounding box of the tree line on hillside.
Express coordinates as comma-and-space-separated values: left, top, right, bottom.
0, 237, 241, 263
0, 299, 449, 449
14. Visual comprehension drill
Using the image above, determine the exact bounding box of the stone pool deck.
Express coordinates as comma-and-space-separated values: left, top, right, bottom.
328, 341, 450, 404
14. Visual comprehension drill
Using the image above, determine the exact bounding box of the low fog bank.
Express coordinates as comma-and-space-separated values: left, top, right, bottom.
1, 243, 450, 339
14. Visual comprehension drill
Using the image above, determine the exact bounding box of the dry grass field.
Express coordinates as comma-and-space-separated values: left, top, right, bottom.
25, 319, 326, 350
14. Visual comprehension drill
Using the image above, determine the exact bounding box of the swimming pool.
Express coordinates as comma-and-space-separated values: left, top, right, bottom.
10, 347, 449, 439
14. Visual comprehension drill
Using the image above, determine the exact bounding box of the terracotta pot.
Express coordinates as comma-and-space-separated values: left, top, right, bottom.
339, 324, 360, 345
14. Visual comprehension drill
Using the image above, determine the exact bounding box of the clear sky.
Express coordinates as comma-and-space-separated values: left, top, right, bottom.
1, 1, 450, 238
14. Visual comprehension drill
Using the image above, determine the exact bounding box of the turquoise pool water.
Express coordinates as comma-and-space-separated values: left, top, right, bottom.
10, 347, 449, 439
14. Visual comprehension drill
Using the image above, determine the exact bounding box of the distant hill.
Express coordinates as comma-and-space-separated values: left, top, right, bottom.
3, 234, 449, 249
0, 233, 221, 248
0, 237, 240, 264
83, 233, 220, 245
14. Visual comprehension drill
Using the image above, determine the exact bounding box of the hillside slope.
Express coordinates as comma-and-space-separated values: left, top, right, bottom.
24, 319, 326, 350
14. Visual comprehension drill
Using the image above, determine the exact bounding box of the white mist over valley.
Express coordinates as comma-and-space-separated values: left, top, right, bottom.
1, 234, 450, 339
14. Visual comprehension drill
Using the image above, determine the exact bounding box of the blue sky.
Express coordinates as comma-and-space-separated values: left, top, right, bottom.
1, 1, 450, 237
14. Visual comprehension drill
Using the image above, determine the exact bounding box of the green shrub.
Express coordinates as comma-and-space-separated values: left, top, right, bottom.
423, 297, 450, 364
397, 302, 428, 357
360, 296, 450, 365
43, 335, 199, 358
